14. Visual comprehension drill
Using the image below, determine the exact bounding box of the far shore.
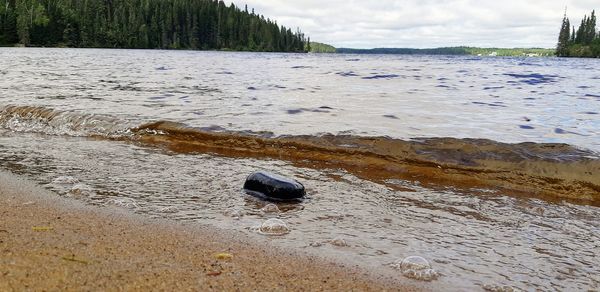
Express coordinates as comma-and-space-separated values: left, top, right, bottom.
0, 171, 421, 291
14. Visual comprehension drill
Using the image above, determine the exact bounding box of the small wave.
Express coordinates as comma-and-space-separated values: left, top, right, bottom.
362, 74, 400, 80
483, 86, 504, 90
336, 71, 359, 77
504, 73, 559, 85
1, 104, 598, 204
0, 105, 132, 137
517, 62, 542, 67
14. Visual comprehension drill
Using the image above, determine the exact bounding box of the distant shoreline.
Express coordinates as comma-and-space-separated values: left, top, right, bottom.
320, 46, 554, 57
1, 45, 556, 58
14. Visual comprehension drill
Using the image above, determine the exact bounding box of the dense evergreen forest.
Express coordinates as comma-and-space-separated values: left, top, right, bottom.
557, 10, 599, 57
0, 0, 308, 52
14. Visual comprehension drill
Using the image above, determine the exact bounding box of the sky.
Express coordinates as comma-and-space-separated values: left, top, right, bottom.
228, 0, 598, 49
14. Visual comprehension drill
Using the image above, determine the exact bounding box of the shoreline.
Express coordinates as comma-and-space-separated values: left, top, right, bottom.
0, 171, 421, 291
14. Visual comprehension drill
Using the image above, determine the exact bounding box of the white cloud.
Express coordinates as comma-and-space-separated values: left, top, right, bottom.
228, 0, 598, 48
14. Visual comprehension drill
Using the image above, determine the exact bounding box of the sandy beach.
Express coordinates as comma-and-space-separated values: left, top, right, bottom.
0, 171, 420, 291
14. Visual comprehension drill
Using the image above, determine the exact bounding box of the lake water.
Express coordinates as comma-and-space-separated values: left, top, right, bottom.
0, 48, 599, 290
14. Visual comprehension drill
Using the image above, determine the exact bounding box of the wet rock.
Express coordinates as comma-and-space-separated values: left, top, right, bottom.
243, 171, 305, 201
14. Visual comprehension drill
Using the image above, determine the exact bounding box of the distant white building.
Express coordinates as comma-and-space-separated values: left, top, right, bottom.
488, 52, 498, 57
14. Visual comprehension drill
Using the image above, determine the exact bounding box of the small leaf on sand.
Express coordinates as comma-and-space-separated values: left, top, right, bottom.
214, 253, 233, 260
206, 271, 222, 276
32, 226, 53, 231
62, 255, 89, 264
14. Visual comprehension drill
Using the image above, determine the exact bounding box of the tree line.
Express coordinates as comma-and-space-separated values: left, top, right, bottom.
0, 0, 308, 52
557, 10, 599, 57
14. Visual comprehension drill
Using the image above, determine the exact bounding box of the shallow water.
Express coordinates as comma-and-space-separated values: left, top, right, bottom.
1, 48, 599, 290
1, 48, 599, 150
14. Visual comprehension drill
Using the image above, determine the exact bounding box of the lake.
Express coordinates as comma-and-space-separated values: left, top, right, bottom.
0, 48, 599, 290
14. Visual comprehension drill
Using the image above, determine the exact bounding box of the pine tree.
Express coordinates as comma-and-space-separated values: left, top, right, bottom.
575, 15, 586, 44
556, 12, 570, 56
0, 0, 19, 45
585, 10, 596, 44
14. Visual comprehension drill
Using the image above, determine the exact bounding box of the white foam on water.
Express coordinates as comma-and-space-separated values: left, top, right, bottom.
0, 105, 132, 138
105, 198, 139, 209
482, 284, 520, 292
224, 208, 245, 218
329, 237, 349, 247
69, 183, 94, 197
258, 218, 290, 236
52, 176, 80, 185
260, 203, 280, 214
156, 206, 179, 213
393, 256, 439, 281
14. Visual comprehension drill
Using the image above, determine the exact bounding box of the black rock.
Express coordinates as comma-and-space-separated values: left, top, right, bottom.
243, 171, 305, 201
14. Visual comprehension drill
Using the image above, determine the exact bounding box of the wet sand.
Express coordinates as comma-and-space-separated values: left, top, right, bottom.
0, 171, 420, 291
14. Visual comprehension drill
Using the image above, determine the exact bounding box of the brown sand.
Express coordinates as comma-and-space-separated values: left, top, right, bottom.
0, 172, 421, 291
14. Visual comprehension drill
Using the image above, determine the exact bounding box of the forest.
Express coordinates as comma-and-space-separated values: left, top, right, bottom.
556, 10, 599, 57
308, 41, 335, 53
0, 0, 308, 52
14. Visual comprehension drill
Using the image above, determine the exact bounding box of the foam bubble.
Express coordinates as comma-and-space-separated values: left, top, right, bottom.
261, 203, 280, 214
329, 237, 349, 247
258, 218, 290, 236
105, 198, 139, 209
52, 176, 80, 185
156, 206, 179, 213
483, 284, 519, 292
309, 241, 324, 247
225, 208, 245, 218
69, 183, 93, 197
393, 256, 439, 281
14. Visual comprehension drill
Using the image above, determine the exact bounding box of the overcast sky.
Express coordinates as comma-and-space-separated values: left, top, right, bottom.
228, 0, 598, 49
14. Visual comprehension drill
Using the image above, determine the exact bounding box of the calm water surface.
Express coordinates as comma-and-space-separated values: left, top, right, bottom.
0, 48, 599, 290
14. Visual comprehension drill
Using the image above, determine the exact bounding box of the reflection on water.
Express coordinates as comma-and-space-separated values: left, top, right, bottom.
1, 48, 600, 290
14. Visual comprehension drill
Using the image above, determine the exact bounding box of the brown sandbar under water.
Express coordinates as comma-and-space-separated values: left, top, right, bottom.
132, 121, 600, 206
